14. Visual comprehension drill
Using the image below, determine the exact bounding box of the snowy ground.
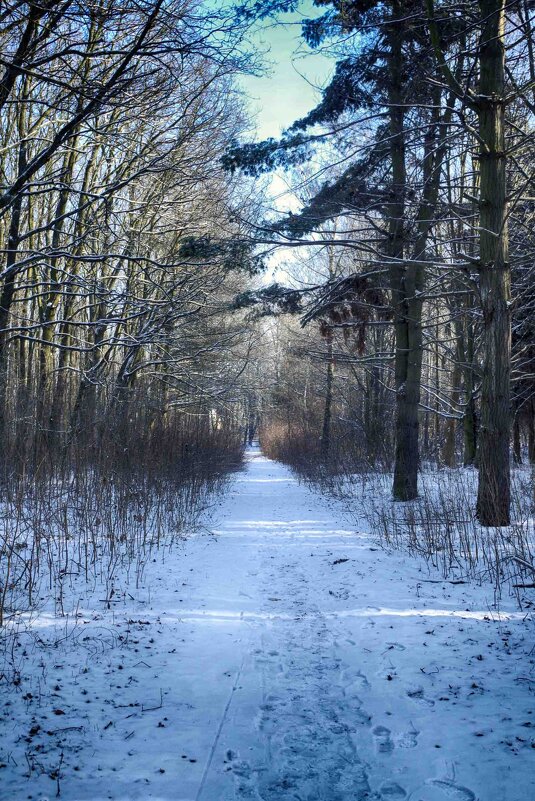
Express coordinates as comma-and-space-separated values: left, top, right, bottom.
1, 445, 534, 800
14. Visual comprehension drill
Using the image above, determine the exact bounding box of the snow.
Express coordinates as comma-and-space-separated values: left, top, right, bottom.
1, 445, 534, 800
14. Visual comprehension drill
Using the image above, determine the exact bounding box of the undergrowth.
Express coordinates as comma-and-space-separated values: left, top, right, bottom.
0, 406, 243, 630
261, 421, 535, 603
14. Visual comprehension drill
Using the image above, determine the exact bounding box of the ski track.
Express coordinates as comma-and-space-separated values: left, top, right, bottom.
1, 446, 533, 800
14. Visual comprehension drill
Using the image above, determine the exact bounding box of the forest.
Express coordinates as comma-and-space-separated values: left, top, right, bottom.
0, 1, 534, 800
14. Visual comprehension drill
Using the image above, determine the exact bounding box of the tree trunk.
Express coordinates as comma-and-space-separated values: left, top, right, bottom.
0, 91, 29, 445
321, 240, 337, 459
442, 358, 462, 467
462, 312, 478, 466
389, 40, 454, 499
386, 6, 418, 501
475, 0, 511, 526
512, 414, 522, 464
50, 141, 100, 438
321, 339, 334, 457
528, 400, 535, 464
463, 390, 478, 466
392, 277, 423, 500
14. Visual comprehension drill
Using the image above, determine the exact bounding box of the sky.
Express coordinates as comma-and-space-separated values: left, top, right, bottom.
235, 3, 335, 283
238, 2, 334, 140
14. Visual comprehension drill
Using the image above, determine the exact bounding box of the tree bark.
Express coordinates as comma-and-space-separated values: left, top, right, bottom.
475, 0, 511, 526
462, 306, 478, 466
386, 4, 417, 500
390, 74, 448, 499
0, 89, 29, 445
442, 356, 462, 467
321, 338, 334, 457
512, 414, 522, 464
321, 242, 337, 459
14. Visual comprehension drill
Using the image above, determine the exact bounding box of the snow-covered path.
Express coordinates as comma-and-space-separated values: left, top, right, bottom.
1, 446, 533, 800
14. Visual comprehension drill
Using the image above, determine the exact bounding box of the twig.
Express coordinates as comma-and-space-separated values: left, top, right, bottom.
56, 751, 64, 798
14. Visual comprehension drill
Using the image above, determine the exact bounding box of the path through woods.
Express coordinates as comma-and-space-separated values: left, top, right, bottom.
1, 447, 533, 800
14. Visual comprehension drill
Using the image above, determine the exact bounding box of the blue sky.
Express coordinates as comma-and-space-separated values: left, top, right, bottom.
239, 2, 334, 139
234, 3, 336, 283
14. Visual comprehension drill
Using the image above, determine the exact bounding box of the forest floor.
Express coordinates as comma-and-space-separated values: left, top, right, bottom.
1, 445, 534, 801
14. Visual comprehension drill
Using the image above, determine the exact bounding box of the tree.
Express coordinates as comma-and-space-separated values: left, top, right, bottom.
427, 0, 518, 524
227, 0, 460, 500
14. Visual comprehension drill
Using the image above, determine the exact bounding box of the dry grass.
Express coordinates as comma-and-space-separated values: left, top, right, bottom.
261, 421, 535, 602
357, 467, 535, 601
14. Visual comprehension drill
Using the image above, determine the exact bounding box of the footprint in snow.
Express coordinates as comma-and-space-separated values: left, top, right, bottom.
342, 669, 370, 692
354, 708, 372, 727
380, 781, 407, 799
407, 687, 435, 707
373, 725, 394, 754
396, 725, 419, 748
